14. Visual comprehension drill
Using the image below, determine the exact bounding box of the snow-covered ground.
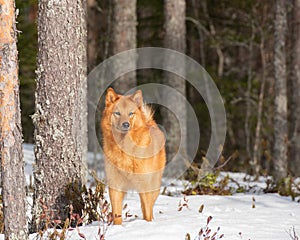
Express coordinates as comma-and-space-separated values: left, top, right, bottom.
2, 144, 300, 240
27, 193, 300, 240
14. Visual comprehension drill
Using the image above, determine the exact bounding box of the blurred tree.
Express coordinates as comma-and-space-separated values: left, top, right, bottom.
162, 0, 187, 162
288, 0, 300, 177
16, 0, 37, 143
273, 0, 288, 181
137, 0, 164, 49
31, 0, 87, 231
0, 0, 28, 238
87, 0, 102, 73
252, 2, 272, 177
136, 0, 164, 86
87, 0, 103, 153
111, 0, 137, 93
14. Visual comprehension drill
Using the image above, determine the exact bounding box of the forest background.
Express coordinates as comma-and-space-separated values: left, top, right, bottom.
1, 0, 300, 239
17, 0, 300, 178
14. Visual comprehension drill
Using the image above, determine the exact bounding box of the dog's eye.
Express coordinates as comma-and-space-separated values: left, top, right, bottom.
114, 112, 121, 116
129, 112, 134, 116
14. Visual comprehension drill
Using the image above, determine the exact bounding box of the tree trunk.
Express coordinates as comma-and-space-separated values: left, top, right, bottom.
162, 0, 187, 162
0, 0, 28, 238
87, 0, 101, 73
252, 40, 267, 177
31, 0, 87, 231
245, 22, 255, 161
87, 0, 101, 153
111, 0, 137, 93
288, 0, 300, 177
273, 0, 288, 181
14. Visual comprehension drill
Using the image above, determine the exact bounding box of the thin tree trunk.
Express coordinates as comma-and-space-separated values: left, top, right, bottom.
288, 0, 300, 176
201, 0, 224, 77
87, 0, 111, 156
32, 0, 87, 231
162, 0, 187, 162
186, 0, 206, 157
245, 22, 255, 160
273, 0, 288, 181
252, 40, 267, 177
111, 0, 137, 93
87, 0, 101, 73
87, 0, 101, 153
0, 0, 28, 238
186, 3, 206, 80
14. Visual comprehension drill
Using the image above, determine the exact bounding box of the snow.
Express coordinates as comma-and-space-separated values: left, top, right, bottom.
27, 193, 300, 240
103, 193, 300, 240
2, 145, 300, 240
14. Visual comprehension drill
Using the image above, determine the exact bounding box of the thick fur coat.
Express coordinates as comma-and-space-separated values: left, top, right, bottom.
101, 88, 166, 224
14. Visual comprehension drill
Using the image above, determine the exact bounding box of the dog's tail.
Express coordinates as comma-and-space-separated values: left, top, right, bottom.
142, 104, 154, 121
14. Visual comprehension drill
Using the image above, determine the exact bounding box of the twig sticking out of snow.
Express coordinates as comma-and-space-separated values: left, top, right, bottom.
178, 196, 189, 211
186, 216, 224, 240
287, 226, 299, 240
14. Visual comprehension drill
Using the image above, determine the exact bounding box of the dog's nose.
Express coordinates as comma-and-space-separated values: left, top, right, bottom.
122, 122, 130, 129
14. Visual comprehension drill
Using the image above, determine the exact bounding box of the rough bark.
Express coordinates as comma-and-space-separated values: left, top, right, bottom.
288, 0, 300, 176
162, 0, 187, 162
0, 0, 28, 239
111, 0, 137, 93
32, 0, 87, 231
273, 0, 288, 181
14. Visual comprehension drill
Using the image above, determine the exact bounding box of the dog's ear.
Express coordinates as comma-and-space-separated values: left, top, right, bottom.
106, 88, 118, 106
131, 90, 143, 107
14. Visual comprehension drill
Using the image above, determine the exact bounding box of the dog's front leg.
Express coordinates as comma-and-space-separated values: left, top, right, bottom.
139, 189, 160, 221
109, 187, 125, 225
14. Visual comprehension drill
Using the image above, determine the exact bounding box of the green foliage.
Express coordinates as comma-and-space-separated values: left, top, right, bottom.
183, 172, 231, 196
201, 173, 218, 187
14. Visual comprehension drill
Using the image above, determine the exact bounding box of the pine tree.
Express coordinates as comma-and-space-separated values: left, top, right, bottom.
288, 0, 300, 177
111, 0, 137, 93
0, 0, 28, 238
162, 0, 187, 162
273, 0, 288, 181
31, 0, 87, 231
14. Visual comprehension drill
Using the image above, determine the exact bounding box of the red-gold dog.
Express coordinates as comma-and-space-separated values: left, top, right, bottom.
101, 88, 166, 224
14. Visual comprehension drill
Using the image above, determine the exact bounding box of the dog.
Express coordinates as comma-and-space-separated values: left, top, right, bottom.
101, 88, 166, 224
